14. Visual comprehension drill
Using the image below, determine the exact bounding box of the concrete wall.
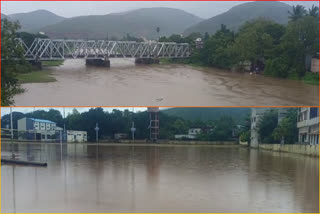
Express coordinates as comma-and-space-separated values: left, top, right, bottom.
164, 140, 237, 145
239, 141, 248, 146
311, 58, 319, 73
259, 144, 319, 157
17, 118, 27, 131
100, 139, 237, 145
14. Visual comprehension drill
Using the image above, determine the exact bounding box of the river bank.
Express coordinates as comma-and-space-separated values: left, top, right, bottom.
259, 143, 319, 157
1, 140, 237, 146
16, 60, 64, 84
160, 59, 319, 86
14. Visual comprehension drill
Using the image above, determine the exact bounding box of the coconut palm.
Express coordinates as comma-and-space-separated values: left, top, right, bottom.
308, 5, 319, 18
288, 5, 307, 22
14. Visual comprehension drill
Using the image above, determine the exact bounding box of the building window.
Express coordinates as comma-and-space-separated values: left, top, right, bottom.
40, 123, 45, 130
310, 108, 318, 119
46, 123, 51, 130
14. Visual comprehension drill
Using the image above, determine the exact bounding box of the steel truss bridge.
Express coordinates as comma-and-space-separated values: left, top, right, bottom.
17, 38, 190, 61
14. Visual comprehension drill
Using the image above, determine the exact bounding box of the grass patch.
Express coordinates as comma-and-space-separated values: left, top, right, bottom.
42, 60, 64, 67
17, 71, 56, 84
302, 72, 319, 85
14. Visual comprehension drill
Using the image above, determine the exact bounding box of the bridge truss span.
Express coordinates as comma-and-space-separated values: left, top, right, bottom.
17, 38, 191, 60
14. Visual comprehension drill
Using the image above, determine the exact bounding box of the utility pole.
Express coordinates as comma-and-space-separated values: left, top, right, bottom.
10, 107, 14, 159
63, 108, 66, 143
95, 123, 99, 143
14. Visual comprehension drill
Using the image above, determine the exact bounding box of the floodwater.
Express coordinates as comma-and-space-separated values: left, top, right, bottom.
14, 59, 318, 106
1, 143, 319, 213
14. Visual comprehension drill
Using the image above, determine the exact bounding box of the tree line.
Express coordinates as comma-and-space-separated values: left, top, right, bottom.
239, 108, 299, 145
163, 5, 319, 84
1, 108, 239, 142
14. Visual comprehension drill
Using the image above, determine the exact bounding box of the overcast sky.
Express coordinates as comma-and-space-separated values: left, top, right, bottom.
1, 1, 318, 19
1, 107, 149, 117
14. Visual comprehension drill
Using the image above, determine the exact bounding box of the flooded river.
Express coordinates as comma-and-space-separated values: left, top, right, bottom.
14, 59, 318, 106
1, 143, 319, 213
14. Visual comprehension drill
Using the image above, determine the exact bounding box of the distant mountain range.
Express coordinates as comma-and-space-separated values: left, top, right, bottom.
1, 13, 9, 19
6, 10, 65, 32
184, 1, 292, 35
40, 8, 203, 39
162, 108, 250, 124
2, 2, 294, 39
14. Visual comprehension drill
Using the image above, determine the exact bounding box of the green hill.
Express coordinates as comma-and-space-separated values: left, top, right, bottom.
8, 10, 65, 32
39, 7, 203, 39
162, 108, 250, 124
184, 1, 291, 35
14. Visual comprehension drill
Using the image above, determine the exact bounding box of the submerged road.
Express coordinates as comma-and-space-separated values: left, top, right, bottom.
14, 59, 318, 106
1, 143, 319, 213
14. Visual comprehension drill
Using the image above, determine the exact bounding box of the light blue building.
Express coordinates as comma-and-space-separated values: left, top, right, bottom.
17, 117, 59, 142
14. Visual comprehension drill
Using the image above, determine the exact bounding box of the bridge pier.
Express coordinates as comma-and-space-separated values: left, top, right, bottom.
86, 58, 110, 67
135, 58, 160, 65
28, 60, 42, 70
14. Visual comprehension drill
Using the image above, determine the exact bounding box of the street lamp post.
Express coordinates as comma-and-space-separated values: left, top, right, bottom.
131, 122, 136, 142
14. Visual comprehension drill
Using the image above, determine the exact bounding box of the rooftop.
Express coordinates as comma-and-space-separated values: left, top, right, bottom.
29, 118, 56, 124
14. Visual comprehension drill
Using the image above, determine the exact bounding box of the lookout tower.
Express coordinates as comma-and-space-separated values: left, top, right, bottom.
148, 107, 159, 142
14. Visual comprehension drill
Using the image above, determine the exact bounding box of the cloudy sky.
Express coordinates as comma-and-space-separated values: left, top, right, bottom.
1, 1, 318, 19
1, 107, 149, 117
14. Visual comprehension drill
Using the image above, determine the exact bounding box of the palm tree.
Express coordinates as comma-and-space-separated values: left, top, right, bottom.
308, 5, 319, 17
288, 5, 307, 22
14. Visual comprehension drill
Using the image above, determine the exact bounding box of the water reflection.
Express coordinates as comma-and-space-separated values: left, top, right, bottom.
1, 143, 319, 213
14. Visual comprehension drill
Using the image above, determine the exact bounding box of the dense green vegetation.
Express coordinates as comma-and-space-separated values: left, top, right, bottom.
1, 19, 32, 106
162, 107, 250, 124
16, 31, 48, 46
1, 21, 62, 105
237, 108, 299, 145
1, 108, 240, 142
167, 5, 319, 83
257, 108, 298, 144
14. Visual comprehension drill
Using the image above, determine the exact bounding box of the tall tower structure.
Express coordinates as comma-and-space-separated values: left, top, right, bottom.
148, 107, 159, 142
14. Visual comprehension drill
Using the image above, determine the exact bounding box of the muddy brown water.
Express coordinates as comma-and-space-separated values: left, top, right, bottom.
1, 143, 319, 213
13, 59, 318, 106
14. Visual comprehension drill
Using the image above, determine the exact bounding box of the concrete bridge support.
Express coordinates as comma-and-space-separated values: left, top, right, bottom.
28, 60, 42, 70
135, 58, 160, 65
85, 58, 110, 67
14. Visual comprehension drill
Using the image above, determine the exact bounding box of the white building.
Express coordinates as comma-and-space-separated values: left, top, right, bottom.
195, 38, 203, 49
114, 133, 128, 140
174, 134, 197, 140
17, 117, 57, 142
250, 108, 272, 148
175, 128, 202, 140
188, 128, 202, 135
67, 130, 87, 143
297, 108, 319, 145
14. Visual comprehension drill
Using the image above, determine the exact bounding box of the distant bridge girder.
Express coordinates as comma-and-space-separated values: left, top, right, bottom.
17, 38, 190, 60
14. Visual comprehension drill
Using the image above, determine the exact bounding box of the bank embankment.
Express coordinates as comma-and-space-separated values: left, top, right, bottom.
1, 140, 237, 146
259, 144, 319, 157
